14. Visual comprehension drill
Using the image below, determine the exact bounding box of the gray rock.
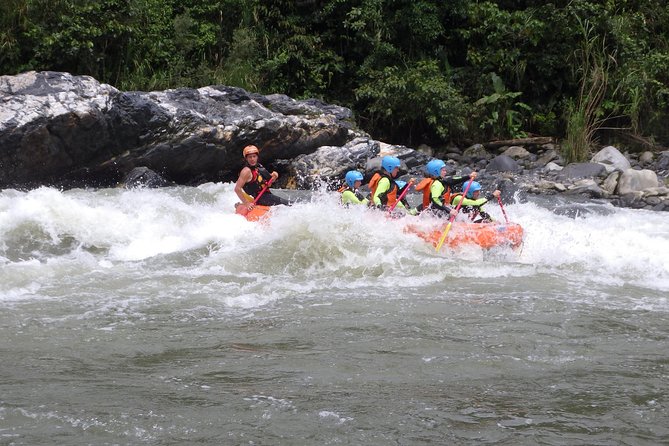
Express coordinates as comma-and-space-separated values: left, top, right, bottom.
557, 162, 607, 180
121, 166, 171, 188
487, 154, 521, 173
602, 171, 620, 195
591, 145, 631, 171
291, 137, 379, 188
616, 169, 659, 195
536, 149, 558, 167
544, 162, 563, 172
462, 143, 490, 160
0, 71, 353, 188
655, 151, 669, 171
566, 179, 606, 198
639, 151, 654, 165
502, 146, 531, 159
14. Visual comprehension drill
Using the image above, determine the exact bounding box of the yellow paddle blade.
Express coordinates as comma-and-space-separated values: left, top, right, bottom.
435, 221, 453, 252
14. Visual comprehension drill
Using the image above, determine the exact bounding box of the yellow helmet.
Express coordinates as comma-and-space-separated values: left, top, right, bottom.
243, 145, 260, 157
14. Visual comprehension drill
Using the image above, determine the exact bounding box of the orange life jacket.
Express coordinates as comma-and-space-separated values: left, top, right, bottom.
416, 178, 451, 208
450, 193, 463, 206
369, 172, 399, 207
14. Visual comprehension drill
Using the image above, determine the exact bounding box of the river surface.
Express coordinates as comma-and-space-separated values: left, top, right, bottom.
1, 184, 668, 445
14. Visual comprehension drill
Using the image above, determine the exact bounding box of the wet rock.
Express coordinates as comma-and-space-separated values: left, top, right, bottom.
487, 154, 522, 173
121, 166, 171, 188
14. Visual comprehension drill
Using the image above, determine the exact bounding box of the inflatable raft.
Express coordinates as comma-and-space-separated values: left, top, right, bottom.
235, 204, 272, 221
235, 203, 523, 250
405, 221, 524, 250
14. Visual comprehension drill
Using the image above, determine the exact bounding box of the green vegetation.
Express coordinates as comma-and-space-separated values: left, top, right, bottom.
2, 0, 668, 154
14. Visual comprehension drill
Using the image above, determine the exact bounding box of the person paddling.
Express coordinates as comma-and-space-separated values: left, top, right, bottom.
234, 145, 289, 213
415, 159, 476, 218
368, 156, 416, 215
450, 180, 501, 223
339, 170, 369, 206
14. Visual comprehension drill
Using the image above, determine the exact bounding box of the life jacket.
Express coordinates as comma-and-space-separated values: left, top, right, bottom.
416, 178, 452, 208
368, 172, 399, 207
242, 163, 271, 198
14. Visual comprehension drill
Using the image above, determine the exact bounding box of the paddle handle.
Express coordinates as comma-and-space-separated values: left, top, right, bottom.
388, 179, 415, 212
435, 179, 473, 252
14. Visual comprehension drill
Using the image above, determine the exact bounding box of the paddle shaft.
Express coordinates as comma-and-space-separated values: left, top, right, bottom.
497, 195, 510, 223
435, 179, 473, 252
252, 177, 275, 205
388, 179, 414, 212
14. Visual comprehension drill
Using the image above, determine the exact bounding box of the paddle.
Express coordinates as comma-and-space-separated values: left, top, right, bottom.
388, 179, 415, 213
236, 177, 275, 216
497, 194, 510, 224
252, 176, 275, 205
435, 179, 473, 252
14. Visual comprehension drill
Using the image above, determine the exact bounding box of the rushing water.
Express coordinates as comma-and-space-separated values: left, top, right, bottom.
1, 184, 668, 445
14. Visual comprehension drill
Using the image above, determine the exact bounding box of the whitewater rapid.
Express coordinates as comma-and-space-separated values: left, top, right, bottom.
1, 183, 668, 305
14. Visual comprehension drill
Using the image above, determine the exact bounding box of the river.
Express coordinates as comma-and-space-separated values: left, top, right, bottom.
1, 184, 668, 445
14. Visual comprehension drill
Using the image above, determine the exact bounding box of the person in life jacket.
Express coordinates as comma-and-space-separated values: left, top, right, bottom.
368, 156, 416, 214
450, 180, 501, 223
415, 159, 477, 218
234, 145, 289, 213
339, 170, 369, 206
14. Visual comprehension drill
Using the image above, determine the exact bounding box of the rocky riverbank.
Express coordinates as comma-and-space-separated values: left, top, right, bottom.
1, 71, 667, 211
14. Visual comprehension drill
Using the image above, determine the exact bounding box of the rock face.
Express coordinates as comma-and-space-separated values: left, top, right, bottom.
1, 71, 668, 212
0, 71, 354, 188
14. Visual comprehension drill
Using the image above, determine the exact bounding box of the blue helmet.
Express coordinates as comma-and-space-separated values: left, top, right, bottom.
426, 159, 446, 178
345, 170, 364, 188
381, 156, 401, 174
462, 180, 481, 198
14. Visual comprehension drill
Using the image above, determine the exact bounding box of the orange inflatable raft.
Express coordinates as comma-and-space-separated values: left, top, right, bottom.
235, 203, 523, 250
405, 221, 524, 250
235, 204, 272, 221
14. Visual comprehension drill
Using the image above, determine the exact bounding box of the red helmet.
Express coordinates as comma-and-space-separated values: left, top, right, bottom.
243, 145, 260, 157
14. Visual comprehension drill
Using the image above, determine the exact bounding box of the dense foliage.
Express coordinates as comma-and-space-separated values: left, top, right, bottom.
2, 0, 668, 159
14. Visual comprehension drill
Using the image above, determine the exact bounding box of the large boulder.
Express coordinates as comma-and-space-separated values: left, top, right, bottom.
290, 137, 380, 189
487, 154, 521, 173
616, 169, 659, 195
0, 71, 355, 188
591, 145, 631, 172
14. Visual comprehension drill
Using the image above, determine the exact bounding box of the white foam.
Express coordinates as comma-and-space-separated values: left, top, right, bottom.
1, 185, 668, 308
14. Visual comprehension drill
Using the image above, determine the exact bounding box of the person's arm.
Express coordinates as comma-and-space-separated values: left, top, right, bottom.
372, 177, 391, 207
430, 181, 447, 208
466, 197, 489, 208
234, 167, 254, 209
443, 171, 477, 188
342, 190, 368, 205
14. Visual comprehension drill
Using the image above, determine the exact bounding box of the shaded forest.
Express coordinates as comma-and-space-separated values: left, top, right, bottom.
2, 0, 668, 161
